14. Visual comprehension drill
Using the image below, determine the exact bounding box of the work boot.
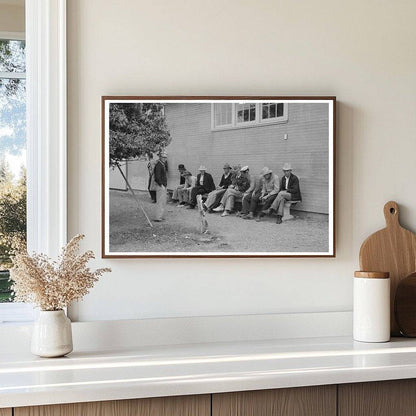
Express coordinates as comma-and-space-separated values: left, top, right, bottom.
276, 215, 282, 224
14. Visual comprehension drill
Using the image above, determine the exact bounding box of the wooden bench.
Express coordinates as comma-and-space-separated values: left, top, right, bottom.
234, 196, 300, 220
169, 189, 300, 220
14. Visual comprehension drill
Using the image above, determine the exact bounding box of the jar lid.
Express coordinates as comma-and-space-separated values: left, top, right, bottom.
354, 271, 390, 279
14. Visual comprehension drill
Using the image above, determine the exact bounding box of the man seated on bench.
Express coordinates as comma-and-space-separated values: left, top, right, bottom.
267, 163, 302, 224
240, 167, 264, 219
171, 164, 187, 203
213, 166, 251, 217
203, 163, 233, 212
255, 167, 280, 222
187, 165, 216, 209
176, 171, 196, 206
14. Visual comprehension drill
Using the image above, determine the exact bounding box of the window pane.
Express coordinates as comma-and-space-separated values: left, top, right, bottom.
0, 40, 26, 73
262, 104, 269, 119
249, 104, 256, 121
276, 103, 284, 117
0, 77, 27, 302
270, 104, 276, 118
237, 108, 243, 122
243, 108, 248, 121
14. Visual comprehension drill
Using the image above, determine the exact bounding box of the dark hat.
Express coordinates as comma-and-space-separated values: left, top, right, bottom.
178, 164, 185, 170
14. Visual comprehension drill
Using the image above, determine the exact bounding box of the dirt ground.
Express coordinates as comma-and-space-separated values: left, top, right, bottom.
109, 190, 329, 253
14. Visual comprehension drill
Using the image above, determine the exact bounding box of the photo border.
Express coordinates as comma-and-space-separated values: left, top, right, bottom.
101, 96, 336, 258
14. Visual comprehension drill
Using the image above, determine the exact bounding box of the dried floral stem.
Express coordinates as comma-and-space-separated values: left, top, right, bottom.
10, 235, 111, 310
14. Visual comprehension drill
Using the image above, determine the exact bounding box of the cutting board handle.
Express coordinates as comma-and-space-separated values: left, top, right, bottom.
384, 201, 400, 228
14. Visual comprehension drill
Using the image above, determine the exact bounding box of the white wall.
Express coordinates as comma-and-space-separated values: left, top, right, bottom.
0, 3, 24, 33
67, 0, 416, 322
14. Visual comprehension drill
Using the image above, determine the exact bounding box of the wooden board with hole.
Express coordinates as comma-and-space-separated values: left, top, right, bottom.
359, 201, 416, 335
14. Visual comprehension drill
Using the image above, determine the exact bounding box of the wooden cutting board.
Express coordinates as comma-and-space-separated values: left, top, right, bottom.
359, 201, 416, 336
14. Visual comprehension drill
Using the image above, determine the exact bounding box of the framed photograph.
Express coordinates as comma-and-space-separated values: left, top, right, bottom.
102, 96, 336, 258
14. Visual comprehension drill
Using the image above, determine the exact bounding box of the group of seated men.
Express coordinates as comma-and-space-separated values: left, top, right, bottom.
170, 163, 301, 224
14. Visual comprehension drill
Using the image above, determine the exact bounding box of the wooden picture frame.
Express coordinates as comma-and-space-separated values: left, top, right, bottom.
102, 96, 336, 258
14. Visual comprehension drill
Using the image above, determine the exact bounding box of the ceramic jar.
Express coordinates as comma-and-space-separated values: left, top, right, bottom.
31, 310, 73, 357
353, 271, 390, 343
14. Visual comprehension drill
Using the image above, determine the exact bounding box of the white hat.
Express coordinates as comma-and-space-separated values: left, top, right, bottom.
198, 165, 207, 171
240, 166, 249, 172
159, 151, 168, 158
261, 167, 273, 176
282, 163, 292, 171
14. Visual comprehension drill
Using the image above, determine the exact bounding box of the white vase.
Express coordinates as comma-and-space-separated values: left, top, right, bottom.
31, 310, 73, 357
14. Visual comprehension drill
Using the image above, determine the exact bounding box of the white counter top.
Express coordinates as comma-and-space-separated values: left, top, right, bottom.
2, 336, 416, 408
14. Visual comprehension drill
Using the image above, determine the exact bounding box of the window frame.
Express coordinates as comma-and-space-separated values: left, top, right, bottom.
0, 0, 67, 324
211, 102, 288, 131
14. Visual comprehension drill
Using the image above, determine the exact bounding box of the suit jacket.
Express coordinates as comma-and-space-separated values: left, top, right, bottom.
280, 174, 301, 201
196, 172, 215, 193
154, 160, 167, 187
234, 174, 250, 193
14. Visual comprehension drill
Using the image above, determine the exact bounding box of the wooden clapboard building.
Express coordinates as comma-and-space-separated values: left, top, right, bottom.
164, 102, 329, 214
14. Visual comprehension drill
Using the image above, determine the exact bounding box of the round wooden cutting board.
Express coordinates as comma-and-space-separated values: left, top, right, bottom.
359, 201, 416, 336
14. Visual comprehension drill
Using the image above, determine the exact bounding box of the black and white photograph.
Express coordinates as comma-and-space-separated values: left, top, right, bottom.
102, 97, 335, 257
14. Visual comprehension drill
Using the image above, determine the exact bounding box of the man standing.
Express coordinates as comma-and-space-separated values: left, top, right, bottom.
171, 164, 187, 202
147, 153, 157, 203
153, 151, 168, 222
213, 166, 251, 217
203, 163, 233, 212
269, 163, 301, 224
187, 166, 216, 209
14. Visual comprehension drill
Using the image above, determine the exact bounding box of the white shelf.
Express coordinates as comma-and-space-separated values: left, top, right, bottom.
2, 335, 416, 408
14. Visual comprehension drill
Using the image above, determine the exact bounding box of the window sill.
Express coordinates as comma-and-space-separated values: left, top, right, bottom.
0, 303, 35, 324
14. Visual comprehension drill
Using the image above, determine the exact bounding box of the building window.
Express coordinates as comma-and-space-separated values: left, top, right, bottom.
261, 102, 284, 121
211, 102, 288, 130
0, 36, 26, 305
213, 103, 233, 128
236, 103, 256, 124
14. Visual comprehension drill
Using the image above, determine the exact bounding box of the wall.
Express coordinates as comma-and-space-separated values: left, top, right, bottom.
164, 102, 329, 213
67, 0, 416, 322
0, 3, 24, 33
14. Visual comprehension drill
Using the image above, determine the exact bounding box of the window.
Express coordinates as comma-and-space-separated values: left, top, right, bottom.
236, 103, 256, 124
213, 103, 232, 127
0, 1, 67, 323
212, 102, 288, 130
0, 36, 26, 305
261, 102, 284, 121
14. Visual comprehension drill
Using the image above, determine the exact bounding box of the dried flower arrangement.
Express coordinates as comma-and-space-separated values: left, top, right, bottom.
10, 234, 111, 311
